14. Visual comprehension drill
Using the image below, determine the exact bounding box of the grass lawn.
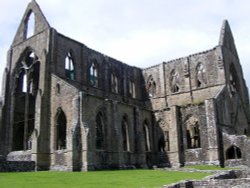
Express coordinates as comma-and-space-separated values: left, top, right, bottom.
0, 169, 211, 188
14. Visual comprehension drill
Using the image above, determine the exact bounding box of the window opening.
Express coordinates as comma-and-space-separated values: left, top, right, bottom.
13, 51, 40, 151
26, 12, 35, 38
122, 116, 130, 152
170, 70, 180, 93
196, 63, 206, 88
22, 73, 27, 93
56, 109, 67, 150
111, 73, 118, 93
143, 121, 151, 151
147, 75, 156, 97
129, 80, 136, 98
90, 62, 98, 87
65, 52, 75, 80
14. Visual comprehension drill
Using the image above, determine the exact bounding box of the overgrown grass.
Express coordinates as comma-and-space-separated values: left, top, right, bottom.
0, 169, 211, 188
183, 165, 239, 170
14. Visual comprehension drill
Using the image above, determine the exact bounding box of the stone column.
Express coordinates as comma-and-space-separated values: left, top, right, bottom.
168, 105, 182, 167
205, 99, 220, 165
79, 92, 90, 171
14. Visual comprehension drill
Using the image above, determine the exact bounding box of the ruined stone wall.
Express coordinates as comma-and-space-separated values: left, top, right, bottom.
50, 75, 80, 171
48, 33, 153, 170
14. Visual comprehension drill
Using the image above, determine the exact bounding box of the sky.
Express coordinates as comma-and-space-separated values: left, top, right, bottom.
0, 0, 250, 91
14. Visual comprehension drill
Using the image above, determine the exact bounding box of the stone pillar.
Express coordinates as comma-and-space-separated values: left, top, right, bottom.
111, 101, 122, 167
79, 92, 90, 171
205, 99, 220, 165
168, 105, 182, 167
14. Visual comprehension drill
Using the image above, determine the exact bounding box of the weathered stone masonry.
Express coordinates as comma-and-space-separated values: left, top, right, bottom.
0, 0, 250, 171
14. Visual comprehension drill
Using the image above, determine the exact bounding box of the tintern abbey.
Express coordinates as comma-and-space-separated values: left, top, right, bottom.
0, 1, 250, 171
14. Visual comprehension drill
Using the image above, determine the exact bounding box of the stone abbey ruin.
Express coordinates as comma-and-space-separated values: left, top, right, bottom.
0, 0, 250, 171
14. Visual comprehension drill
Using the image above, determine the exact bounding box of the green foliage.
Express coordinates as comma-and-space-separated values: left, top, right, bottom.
0, 170, 210, 188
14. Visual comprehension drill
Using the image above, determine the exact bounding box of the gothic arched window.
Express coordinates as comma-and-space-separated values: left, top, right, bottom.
147, 75, 156, 97
111, 73, 118, 93
122, 116, 130, 152
96, 112, 105, 150
13, 50, 39, 151
26, 11, 35, 39
90, 61, 98, 87
170, 70, 180, 93
143, 120, 151, 152
65, 52, 75, 80
196, 63, 206, 88
129, 80, 136, 98
56, 108, 67, 150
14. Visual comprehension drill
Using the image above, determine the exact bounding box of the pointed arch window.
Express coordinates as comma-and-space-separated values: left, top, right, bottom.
13, 51, 40, 151
122, 116, 130, 152
170, 70, 180, 93
90, 61, 98, 87
147, 75, 156, 97
65, 52, 75, 80
143, 121, 151, 152
56, 109, 67, 150
26, 11, 35, 39
196, 63, 206, 88
111, 73, 118, 93
129, 80, 136, 98
96, 112, 105, 150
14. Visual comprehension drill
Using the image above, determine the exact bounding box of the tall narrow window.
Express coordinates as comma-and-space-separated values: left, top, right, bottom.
196, 63, 206, 88
56, 109, 67, 150
13, 51, 40, 151
122, 116, 130, 152
96, 112, 105, 150
22, 73, 27, 93
129, 80, 136, 98
111, 73, 118, 93
65, 52, 75, 80
170, 70, 180, 93
26, 12, 35, 38
143, 121, 151, 152
147, 75, 156, 97
90, 62, 98, 87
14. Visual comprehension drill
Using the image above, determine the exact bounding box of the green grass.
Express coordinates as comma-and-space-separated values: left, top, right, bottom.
0, 170, 211, 188
183, 165, 239, 170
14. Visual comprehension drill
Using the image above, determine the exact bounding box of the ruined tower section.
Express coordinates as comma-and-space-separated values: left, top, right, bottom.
0, 1, 52, 170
